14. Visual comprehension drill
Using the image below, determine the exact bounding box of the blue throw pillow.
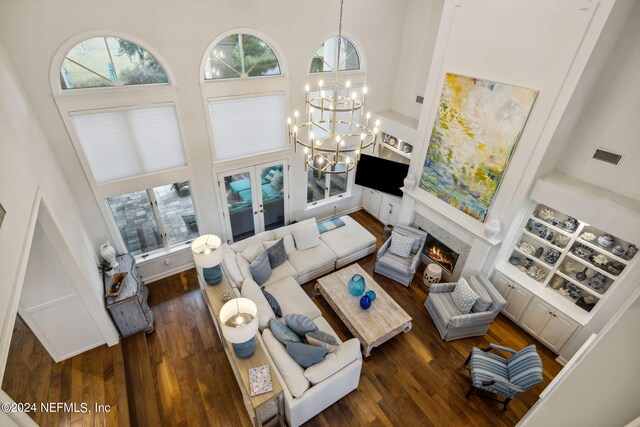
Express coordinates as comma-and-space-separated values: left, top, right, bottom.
265, 238, 287, 269
261, 286, 282, 317
305, 330, 340, 353
284, 313, 318, 337
286, 342, 328, 368
269, 318, 300, 345
249, 251, 272, 285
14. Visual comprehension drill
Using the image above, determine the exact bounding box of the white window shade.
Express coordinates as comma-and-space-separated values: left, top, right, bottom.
209, 94, 286, 161
72, 105, 186, 183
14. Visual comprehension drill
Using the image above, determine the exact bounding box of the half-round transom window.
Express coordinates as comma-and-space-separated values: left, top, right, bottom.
60, 37, 169, 90
310, 37, 360, 73
204, 33, 281, 80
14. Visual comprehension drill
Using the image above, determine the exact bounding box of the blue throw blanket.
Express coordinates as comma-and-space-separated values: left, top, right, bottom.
317, 217, 345, 234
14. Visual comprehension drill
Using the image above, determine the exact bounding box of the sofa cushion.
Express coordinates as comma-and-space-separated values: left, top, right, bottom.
468, 275, 493, 313
284, 314, 318, 337
263, 260, 297, 287
266, 276, 322, 320
222, 244, 244, 287
427, 292, 461, 328
240, 278, 275, 330
287, 241, 337, 278
230, 230, 276, 253
320, 215, 376, 260
377, 251, 412, 272
304, 338, 361, 385
389, 231, 416, 257
262, 329, 310, 398
286, 342, 328, 368
261, 287, 282, 317
249, 251, 272, 285
274, 218, 316, 240
292, 223, 321, 250
451, 278, 479, 314
241, 243, 264, 263
265, 238, 287, 268
305, 330, 340, 353
269, 318, 301, 345
235, 253, 252, 285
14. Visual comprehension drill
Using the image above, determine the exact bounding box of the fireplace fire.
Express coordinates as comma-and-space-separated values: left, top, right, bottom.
423, 234, 460, 274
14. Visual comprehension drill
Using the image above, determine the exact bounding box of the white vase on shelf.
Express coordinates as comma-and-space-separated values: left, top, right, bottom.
484, 219, 501, 239
100, 241, 119, 272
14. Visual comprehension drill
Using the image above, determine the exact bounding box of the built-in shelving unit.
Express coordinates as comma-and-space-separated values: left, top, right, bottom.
373, 110, 418, 165
507, 203, 637, 314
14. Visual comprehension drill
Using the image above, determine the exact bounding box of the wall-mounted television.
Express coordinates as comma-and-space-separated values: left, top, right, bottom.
355, 154, 409, 197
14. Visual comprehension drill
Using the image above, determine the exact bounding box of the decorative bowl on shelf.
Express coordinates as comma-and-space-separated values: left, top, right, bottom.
528, 220, 547, 234
573, 244, 595, 259
597, 234, 615, 248
589, 273, 607, 290
580, 232, 596, 242
605, 261, 624, 276
611, 245, 625, 256
509, 256, 521, 266
562, 217, 578, 233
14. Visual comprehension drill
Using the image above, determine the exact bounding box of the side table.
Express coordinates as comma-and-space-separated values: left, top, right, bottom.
200, 271, 284, 426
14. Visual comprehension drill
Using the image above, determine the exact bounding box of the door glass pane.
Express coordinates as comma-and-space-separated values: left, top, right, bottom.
153, 182, 199, 246
260, 164, 285, 231
107, 190, 162, 255
329, 164, 348, 197
307, 168, 325, 204
223, 172, 256, 242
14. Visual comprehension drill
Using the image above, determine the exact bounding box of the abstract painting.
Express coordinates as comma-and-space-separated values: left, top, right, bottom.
420, 73, 537, 221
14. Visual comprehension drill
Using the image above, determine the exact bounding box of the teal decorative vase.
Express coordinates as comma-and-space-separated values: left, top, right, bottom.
348, 274, 365, 296
365, 290, 376, 301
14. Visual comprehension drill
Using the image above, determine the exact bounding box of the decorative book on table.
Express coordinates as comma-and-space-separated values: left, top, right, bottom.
248, 364, 273, 397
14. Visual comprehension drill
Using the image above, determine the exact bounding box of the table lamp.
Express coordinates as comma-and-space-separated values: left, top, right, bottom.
191, 234, 224, 285
219, 298, 259, 358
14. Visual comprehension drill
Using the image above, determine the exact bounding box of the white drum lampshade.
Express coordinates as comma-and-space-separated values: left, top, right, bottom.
191, 234, 224, 284
219, 298, 259, 358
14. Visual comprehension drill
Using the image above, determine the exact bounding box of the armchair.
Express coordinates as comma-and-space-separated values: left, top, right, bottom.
464, 343, 543, 410
373, 225, 427, 287
424, 274, 506, 341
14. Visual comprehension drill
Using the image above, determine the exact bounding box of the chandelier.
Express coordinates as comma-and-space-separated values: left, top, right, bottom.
287, 0, 380, 175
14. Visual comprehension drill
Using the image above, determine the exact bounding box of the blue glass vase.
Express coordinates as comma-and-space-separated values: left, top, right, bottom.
348, 274, 365, 296
365, 290, 376, 301
360, 295, 372, 310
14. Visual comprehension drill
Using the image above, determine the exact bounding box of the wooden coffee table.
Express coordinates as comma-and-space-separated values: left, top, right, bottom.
315, 263, 412, 357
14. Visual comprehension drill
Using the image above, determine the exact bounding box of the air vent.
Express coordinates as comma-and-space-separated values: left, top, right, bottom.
593, 149, 622, 165
416, 95, 424, 104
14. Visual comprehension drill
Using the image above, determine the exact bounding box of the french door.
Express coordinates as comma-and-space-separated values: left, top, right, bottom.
217, 160, 289, 243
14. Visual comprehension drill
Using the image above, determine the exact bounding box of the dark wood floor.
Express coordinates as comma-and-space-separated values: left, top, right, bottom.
1, 209, 563, 426
1, 316, 129, 427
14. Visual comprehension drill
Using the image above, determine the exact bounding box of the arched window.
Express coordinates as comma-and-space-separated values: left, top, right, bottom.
310, 37, 360, 73
204, 33, 281, 80
60, 36, 169, 89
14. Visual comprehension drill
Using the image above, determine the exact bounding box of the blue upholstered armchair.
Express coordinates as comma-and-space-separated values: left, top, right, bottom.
374, 225, 427, 287
424, 274, 506, 341
465, 344, 543, 410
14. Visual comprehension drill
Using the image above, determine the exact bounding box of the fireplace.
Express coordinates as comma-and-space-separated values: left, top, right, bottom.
423, 234, 460, 274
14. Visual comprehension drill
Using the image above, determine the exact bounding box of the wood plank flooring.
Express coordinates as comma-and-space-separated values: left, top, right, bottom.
1, 209, 563, 426
1, 315, 129, 427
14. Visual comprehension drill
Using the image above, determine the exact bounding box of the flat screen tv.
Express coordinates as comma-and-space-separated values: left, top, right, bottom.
355, 154, 409, 197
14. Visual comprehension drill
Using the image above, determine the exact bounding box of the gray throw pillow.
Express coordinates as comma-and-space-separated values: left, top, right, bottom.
261, 286, 282, 317
451, 278, 479, 314
269, 318, 301, 345
286, 342, 328, 368
249, 250, 272, 285
266, 238, 287, 269
388, 231, 416, 257
305, 330, 340, 353
284, 313, 318, 337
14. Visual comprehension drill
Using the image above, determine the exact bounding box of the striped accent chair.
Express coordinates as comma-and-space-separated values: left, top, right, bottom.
464, 344, 543, 410
424, 274, 506, 341
374, 225, 428, 287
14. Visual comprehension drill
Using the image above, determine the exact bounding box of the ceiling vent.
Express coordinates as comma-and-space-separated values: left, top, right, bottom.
592, 149, 622, 165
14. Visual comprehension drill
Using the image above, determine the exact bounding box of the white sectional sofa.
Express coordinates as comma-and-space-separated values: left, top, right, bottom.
220, 216, 376, 426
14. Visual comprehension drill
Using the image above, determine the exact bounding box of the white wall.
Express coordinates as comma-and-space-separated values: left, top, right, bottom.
0, 0, 409, 251
521, 292, 640, 427
391, 0, 444, 121
401, 0, 618, 261
0, 42, 118, 384
556, 1, 640, 202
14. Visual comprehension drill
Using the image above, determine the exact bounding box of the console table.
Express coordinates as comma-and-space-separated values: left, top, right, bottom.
105, 254, 154, 337
200, 271, 284, 427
